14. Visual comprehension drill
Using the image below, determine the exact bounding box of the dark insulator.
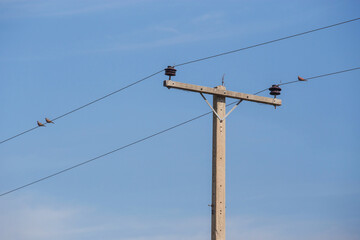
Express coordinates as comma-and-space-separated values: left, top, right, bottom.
269, 84, 281, 96
165, 66, 176, 79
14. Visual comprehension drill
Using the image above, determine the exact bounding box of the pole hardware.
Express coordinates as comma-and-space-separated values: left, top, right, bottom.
200, 93, 223, 121
200, 93, 243, 122
164, 66, 177, 80
269, 84, 281, 97
164, 80, 281, 107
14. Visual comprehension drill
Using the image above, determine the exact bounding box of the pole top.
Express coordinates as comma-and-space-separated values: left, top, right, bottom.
215, 85, 226, 90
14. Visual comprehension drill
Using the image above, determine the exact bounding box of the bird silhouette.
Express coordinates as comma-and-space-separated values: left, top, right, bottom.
298, 76, 306, 81
37, 121, 45, 127
45, 118, 54, 124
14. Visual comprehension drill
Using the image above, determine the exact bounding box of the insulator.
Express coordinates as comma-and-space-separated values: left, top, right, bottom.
165, 66, 176, 79
269, 84, 281, 96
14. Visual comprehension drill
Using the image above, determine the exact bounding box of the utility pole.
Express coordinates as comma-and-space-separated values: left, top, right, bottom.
163, 67, 281, 240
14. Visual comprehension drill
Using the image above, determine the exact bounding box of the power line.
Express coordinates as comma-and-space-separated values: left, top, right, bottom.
1, 17, 359, 146
0, 69, 164, 145
253, 66, 360, 95
0, 126, 40, 146
52, 70, 164, 121
1, 66, 358, 197
278, 66, 360, 86
0, 111, 212, 197
175, 17, 360, 67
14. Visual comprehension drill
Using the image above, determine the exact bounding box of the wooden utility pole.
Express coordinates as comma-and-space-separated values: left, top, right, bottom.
211, 87, 226, 240
164, 78, 281, 240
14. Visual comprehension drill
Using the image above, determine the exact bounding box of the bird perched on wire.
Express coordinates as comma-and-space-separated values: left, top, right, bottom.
37, 121, 45, 127
298, 76, 306, 81
45, 118, 54, 124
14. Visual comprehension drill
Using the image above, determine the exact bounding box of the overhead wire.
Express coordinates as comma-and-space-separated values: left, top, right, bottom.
1, 17, 359, 146
253, 66, 360, 95
278, 66, 360, 86
1, 66, 359, 197
0, 69, 164, 145
0, 126, 40, 146
0, 111, 212, 197
175, 17, 360, 67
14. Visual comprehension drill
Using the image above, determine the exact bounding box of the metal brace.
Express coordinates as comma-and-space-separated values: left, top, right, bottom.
200, 93, 243, 121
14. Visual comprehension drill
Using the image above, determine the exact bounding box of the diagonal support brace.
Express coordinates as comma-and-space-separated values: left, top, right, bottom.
200, 93, 243, 121
200, 93, 222, 121
223, 100, 243, 120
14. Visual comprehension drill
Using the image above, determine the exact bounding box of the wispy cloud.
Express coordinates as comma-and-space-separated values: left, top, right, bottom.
98, 32, 225, 53
74, 24, 234, 56
148, 26, 180, 34
0, 18, 233, 62
0, 0, 152, 18
1, 195, 359, 240
0, 195, 207, 240
192, 12, 224, 24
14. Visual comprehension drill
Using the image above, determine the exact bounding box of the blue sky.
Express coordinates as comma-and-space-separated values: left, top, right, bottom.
1, 0, 360, 239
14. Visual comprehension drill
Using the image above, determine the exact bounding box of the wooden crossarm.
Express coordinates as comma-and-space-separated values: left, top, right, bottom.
164, 80, 281, 106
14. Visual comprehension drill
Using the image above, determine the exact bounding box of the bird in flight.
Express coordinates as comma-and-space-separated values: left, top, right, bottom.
45, 118, 54, 124
37, 121, 45, 127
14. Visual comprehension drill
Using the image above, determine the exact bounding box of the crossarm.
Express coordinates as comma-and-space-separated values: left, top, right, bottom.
164, 80, 281, 106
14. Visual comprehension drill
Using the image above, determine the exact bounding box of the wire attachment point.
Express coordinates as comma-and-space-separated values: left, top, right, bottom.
165, 66, 176, 80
